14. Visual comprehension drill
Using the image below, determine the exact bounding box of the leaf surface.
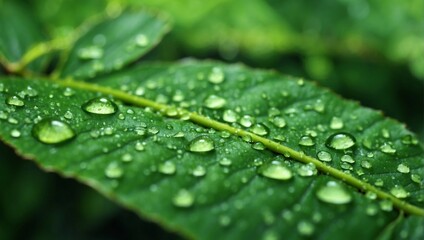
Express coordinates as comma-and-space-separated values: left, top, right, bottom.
0, 61, 423, 239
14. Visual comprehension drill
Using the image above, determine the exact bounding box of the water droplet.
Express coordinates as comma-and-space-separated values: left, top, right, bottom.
78, 45, 103, 60
411, 174, 422, 184
297, 163, 317, 177
219, 158, 232, 166
135, 34, 149, 47
401, 135, 418, 145
380, 199, 393, 212
252, 142, 265, 150
63, 88, 75, 97
135, 141, 145, 151
381, 129, 390, 138
325, 132, 356, 150
208, 67, 225, 84
317, 151, 332, 162
251, 123, 269, 136
240, 115, 255, 127
204, 95, 226, 109
272, 116, 286, 128
316, 181, 352, 204
366, 205, 378, 216
330, 117, 344, 129
121, 153, 133, 162
6, 96, 24, 107
259, 161, 292, 181
222, 109, 238, 123
219, 215, 231, 227
159, 161, 176, 175
64, 111, 73, 119
341, 155, 355, 163
82, 97, 118, 115
32, 119, 75, 144
298, 136, 315, 146
365, 191, 377, 200
361, 160, 372, 169
105, 162, 123, 178
380, 143, 396, 154
192, 165, 206, 177
172, 189, 194, 208
397, 164, 410, 173
10, 129, 21, 138
297, 221, 314, 236
189, 136, 215, 152
0, 111, 8, 120
390, 186, 409, 198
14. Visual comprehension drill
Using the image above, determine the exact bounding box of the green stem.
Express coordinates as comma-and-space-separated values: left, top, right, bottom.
50, 78, 424, 217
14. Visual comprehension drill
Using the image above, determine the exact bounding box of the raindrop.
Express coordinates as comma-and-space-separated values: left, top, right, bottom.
105, 162, 123, 179
135, 141, 145, 151
219, 158, 232, 166
10, 129, 21, 138
380, 143, 396, 154
192, 165, 206, 177
82, 97, 118, 115
317, 151, 332, 162
78, 45, 104, 60
251, 123, 269, 136
64, 111, 73, 120
240, 115, 255, 127
366, 205, 378, 216
341, 155, 355, 163
172, 189, 194, 208
411, 174, 421, 184
316, 181, 352, 204
63, 88, 75, 97
189, 136, 215, 152
121, 153, 133, 162
135, 34, 149, 47
325, 132, 356, 150
397, 164, 410, 173
380, 199, 393, 212
0, 111, 7, 119
204, 95, 226, 109
360, 160, 372, 169
297, 163, 317, 177
297, 221, 314, 236
159, 161, 176, 175
258, 161, 292, 181
32, 119, 75, 144
208, 67, 225, 84
272, 116, 286, 128
223, 109, 238, 123
6, 96, 24, 107
252, 142, 265, 151
390, 186, 409, 198
330, 117, 344, 129
298, 136, 315, 146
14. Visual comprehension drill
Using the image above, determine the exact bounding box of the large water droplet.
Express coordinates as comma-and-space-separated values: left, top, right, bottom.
105, 162, 123, 178
316, 181, 352, 204
204, 95, 226, 109
78, 45, 104, 60
251, 123, 269, 136
298, 136, 315, 146
317, 151, 332, 162
10, 129, 21, 138
82, 97, 118, 115
32, 119, 75, 144
6, 96, 24, 107
172, 189, 194, 208
325, 132, 356, 150
259, 161, 292, 181
189, 135, 215, 152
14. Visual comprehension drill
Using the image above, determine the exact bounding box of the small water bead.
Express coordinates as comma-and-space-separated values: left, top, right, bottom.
173, 131, 185, 138
325, 132, 356, 150
135, 34, 149, 47
380, 199, 393, 212
272, 116, 286, 128
297, 163, 317, 177
192, 165, 206, 177
32, 119, 75, 144
341, 155, 355, 163
64, 111, 73, 120
135, 142, 145, 151
6, 96, 24, 107
222, 109, 238, 123
240, 115, 255, 127
172, 189, 194, 208
375, 179, 384, 187
361, 160, 372, 169
401, 135, 418, 145
365, 191, 377, 200
297, 221, 314, 236
159, 161, 176, 175
148, 127, 159, 135
381, 129, 390, 138
189, 136, 215, 152
0, 111, 7, 119
10, 129, 21, 138
317, 151, 332, 162
219, 158, 232, 166
204, 95, 226, 109
121, 153, 133, 162
390, 186, 409, 198
208, 67, 225, 84
82, 97, 118, 115
251, 123, 269, 136
411, 174, 422, 184
380, 143, 396, 154
259, 161, 293, 181
63, 88, 75, 97
8, 117, 19, 124
0, 83, 4, 92
252, 142, 265, 150
366, 205, 379, 216
105, 162, 123, 179
19, 86, 38, 98
165, 107, 178, 117
104, 127, 114, 135
330, 117, 344, 129
397, 164, 410, 173
316, 181, 352, 204
341, 162, 353, 170
298, 136, 315, 146
219, 215, 231, 227
78, 45, 104, 60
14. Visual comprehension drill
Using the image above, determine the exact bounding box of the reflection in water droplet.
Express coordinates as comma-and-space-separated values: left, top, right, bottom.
298, 136, 315, 146
105, 162, 123, 178
6, 96, 25, 107
32, 119, 75, 144
316, 181, 352, 204
172, 189, 194, 208
204, 95, 226, 109
259, 162, 292, 181
189, 136, 215, 152
82, 97, 118, 115
317, 151, 332, 162
121, 153, 133, 162
325, 132, 356, 150
380, 199, 393, 212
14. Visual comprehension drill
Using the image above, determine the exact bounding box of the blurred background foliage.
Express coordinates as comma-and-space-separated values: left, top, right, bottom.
1, 0, 423, 239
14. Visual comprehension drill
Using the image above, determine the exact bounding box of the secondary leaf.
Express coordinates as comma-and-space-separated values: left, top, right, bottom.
0, 61, 423, 239
60, 11, 169, 79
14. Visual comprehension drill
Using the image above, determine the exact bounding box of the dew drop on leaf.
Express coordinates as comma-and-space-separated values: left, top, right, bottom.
390, 186, 409, 198
32, 119, 75, 144
297, 221, 314, 236
172, 189, 194, 208
240, 115, 255, 127
204, 95, 226, 109
192, 165, 206, 177
219, 158, 232, 166
64, 111, 73, 120
380, 199, 393, 212
134, 33, 149, 47
105, 162, 123, 179
252, 142, 265, 150
272, 116, 286, 128
411, 174, 421, 184
330, 117, 344, 129
258, 161, 292, 181
341, 155, 355, 163
297, 163, 317, 177
380, 143, 396, 154
135, 141, 145, 151
208, 67, 225, 84
298, 136, 315, 146
316, 181, 352, 204
325, 132, 356, 150
189, 136, 215, 152
78, 45, 104, 60
317, 151, 332, 162
121, 153, 133, 162
82, 97, 118, 115
6, 95, 25, 107
10, 129, 21, 138
251, 123, 269, 136
397, 163, 410, 173
222, 109, 238, 123
159, 161, 176, 175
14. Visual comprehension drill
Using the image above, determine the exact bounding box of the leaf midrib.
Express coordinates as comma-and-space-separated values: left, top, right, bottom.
20, 77, 424, 216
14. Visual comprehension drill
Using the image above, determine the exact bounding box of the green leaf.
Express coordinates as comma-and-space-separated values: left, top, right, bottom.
0, 1, 49, 72
0, 61, 423, 239
60, 11, 169, 79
